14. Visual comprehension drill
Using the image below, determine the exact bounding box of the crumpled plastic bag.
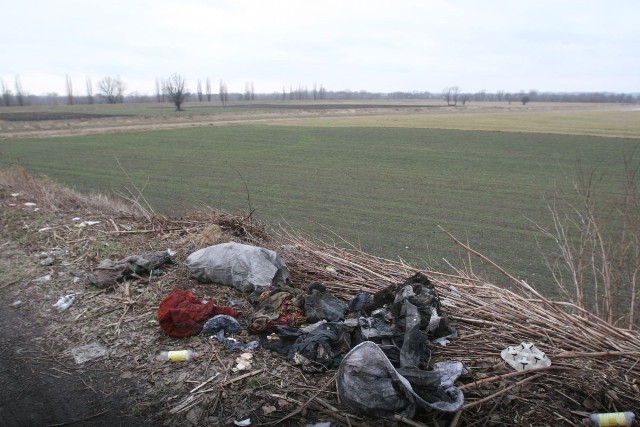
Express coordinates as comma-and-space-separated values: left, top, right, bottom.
187, 242, 289, 292
202, 314, 259, 351
304, 283, 347, 323
337, 341, 465, 419
87, 249, 175, 289
158, 288, 239, 337
288, 322, 351, 373
126, 249, 175, 275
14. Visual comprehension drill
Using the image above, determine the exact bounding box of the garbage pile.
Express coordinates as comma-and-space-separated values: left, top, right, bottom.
148, 242, 466, 419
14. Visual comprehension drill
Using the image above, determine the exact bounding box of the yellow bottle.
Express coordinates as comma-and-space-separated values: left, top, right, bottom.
160, 350, 199, 362
588, 412, 635, 427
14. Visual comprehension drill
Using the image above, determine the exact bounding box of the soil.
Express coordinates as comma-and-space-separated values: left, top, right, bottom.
0, 112, 124, 121
2, 101, 629, 141
0, 179, 368, 427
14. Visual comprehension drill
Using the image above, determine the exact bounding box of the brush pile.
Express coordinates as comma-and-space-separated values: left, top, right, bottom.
1, 168, 638, 426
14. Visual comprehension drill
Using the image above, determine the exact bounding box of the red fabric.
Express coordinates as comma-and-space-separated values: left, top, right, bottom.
158, 288, 239, 337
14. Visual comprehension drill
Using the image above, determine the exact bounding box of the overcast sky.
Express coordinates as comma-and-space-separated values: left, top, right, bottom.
1, 0, 638, 96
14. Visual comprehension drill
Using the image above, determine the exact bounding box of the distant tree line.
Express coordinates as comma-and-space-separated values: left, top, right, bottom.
1, 74, 637, 107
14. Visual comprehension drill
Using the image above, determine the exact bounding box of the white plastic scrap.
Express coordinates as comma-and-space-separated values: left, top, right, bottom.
24, 202, 37, 207
500, 342, 551, 371
71, 342, 107, 364
11, 193, 19, 197
53, 294, 77, 311
233, 419, 251, 426
76, 220, 100, 227
232, 353, 253, 372
38, 227, 52, 232
34, 274, 52, 283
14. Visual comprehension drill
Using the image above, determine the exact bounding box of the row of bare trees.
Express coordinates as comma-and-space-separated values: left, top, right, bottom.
3, 75, 637, 107
1, 75, 127, 106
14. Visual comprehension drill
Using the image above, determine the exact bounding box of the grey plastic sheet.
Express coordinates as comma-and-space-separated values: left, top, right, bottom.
187, 242, 289, 292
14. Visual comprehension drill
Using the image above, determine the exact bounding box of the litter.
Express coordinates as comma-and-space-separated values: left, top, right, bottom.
157, 288, 238, 337
33, 274, 52, 283
304, 283, 347, 322
24, 202, 37, 207
38, 227, 52, 232
249, 288, 305, 333
501, 342, 551, 371
40, 257, 55, 266
202, 314, 260, 350
203, 314, 241, 340
87, 249, 175, 289
233, 353, 253, 372
75, 220, 100, 227
71, 342, 107, 364
187, 242, 289, 292
584, 412, 636, 427
53, 293, 77, 310
160, 350, 199, 362
233, 419, 251, 426
288, 322, 351, 373
337, 341, 464, 419
126, 249, 175, 275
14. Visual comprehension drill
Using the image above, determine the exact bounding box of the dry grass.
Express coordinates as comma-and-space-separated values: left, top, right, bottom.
1, 168, 638, 426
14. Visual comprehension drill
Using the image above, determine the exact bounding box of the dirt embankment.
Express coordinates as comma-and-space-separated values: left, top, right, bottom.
1, 168, 639, 426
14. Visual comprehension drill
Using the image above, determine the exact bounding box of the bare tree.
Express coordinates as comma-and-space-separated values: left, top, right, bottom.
531, 151, 640, 328
98, 76, 126, 103
15, 75, 25, 106
244, 81, 255, 101
86, 76, 94, 104
197, 79, 203, 102
443, 86, 460, 106
155, 77, 162, 102
1, 78, 11, 106
66, 74, 73, 105
163, 73, 188, 111
219, 80, 228, 106
205, 77, 212, 102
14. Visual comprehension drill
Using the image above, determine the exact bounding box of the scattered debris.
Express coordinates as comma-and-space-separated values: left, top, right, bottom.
33, 274, 52, 283
71, 342, 107, 364
86, 249, 175, 289
75, 220, 100, 227
249, 287, 305, 333
40, 257, 55, 266
157, 288, 238, 337
304, 282, 347, 322
501, 342, 551, 371
159, 350, 199, 362
233, 353, 254, 372
53, 293, 77, 310
584, 411, 636, 426
187, 242, 289, 292
337, 341, 465, 418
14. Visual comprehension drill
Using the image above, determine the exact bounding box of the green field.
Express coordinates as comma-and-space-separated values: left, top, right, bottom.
2, 110, 638, 295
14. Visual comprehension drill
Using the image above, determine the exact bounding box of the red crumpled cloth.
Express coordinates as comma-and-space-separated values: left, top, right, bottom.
158, 288, 239, 337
